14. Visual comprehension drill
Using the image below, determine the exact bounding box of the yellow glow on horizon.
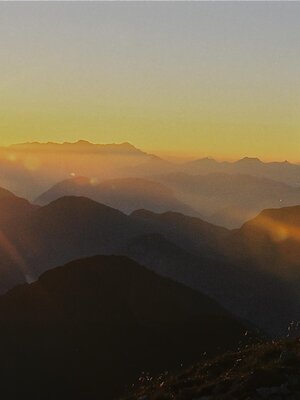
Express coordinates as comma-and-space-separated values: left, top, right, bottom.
1, 90, 299, 162
1, 2, 300, 162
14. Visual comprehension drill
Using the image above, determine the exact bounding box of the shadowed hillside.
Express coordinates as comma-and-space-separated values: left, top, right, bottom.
0, 255, 251, 399
234, 206, 300, 281
0, 190, 299, 335
120, 339, 300, 400
130, 209, 300, 336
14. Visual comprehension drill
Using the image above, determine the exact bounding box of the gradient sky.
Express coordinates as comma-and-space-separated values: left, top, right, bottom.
1, 2, 300, 161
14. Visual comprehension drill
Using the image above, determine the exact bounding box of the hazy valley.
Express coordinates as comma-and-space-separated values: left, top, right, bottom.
0, 140, 299, 398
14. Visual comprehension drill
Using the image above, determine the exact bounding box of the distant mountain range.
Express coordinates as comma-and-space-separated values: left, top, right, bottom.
35, 176, 199, 217
157, 172, 300, 228
0, 141, 162, 199
0, 255, 250, 399
35, 167, 300, 229
182, 156, 300, 187
0, 187, 299, 335
4, 140, 148, 155
1, 141, 300, 207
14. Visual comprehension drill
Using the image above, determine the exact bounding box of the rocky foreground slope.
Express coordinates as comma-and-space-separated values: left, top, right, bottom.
120, 338, 300, 400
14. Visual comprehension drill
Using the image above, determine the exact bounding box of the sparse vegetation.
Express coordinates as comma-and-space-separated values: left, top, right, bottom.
121, 339, 300, 400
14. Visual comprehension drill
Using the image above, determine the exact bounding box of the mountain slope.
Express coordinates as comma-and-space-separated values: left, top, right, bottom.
14, 196, 140, 276
234, 205, 300, 281
35, 176, 199, 217
0, 255, 250, 399
0, 188, 39, 291
157, 172, 300, 228
130, 209, 300, 336
131, 209, 229, 256
0, 189, 37, 227
0, 191, 299, 335
183, 157, 300, 186
0, 195, 142, 291
121, 338, 300, 400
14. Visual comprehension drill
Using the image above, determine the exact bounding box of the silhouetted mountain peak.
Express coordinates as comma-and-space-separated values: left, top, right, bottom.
73, 140, 93, 146
40, 195, 126, 218
251, 205, 300, 226
237, 157, 263, 164
119, 141, 139, 150
38, 254, 144, 289
187, 157, 218, 166
7, 140, 146, 155
0, 254, 250, 399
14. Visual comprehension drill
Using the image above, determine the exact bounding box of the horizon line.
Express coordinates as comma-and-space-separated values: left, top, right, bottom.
0, 139, 299, 165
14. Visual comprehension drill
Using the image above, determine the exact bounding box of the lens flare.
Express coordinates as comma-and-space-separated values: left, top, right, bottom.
250, 213, 300, 243
0, 230, 35, 283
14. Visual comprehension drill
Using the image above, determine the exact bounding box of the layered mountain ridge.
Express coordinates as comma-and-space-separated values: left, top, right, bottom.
0, 254, 251, 399
0, 187, 299, 335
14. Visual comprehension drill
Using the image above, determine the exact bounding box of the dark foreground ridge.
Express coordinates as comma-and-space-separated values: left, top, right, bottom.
120, 339, 300, 400
0, 255, 252, 399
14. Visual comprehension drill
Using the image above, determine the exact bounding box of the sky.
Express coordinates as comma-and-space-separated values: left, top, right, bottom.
0, 2, 300, 161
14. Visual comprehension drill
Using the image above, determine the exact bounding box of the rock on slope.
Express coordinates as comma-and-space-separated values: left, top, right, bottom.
121, 338, 300, 400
